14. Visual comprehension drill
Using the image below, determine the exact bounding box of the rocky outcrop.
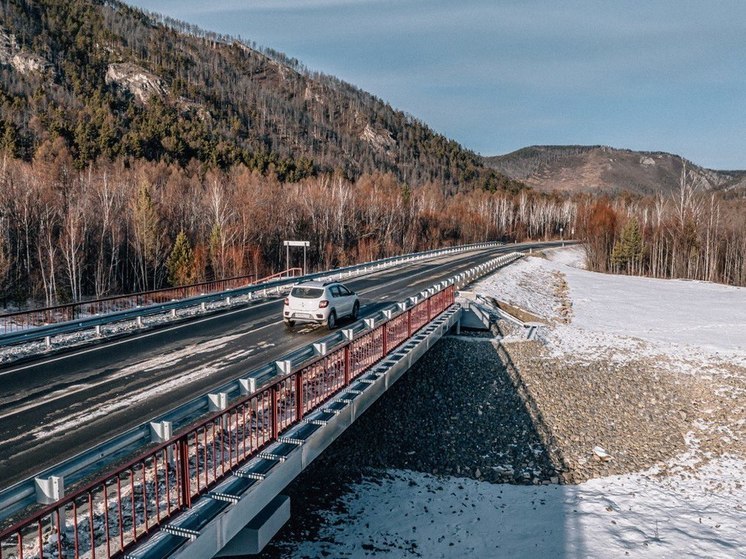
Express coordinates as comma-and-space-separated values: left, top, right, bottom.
303, 84, 326, 106
176, 97, 211, 122
360, 123, 396, 152
0, 30, 51, 76
105, 62, 167, 103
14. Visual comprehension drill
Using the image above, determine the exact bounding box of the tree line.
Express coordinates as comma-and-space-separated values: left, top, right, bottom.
578, 169, 746, 286
1, 148, 742, 310
0, 150, 573, 307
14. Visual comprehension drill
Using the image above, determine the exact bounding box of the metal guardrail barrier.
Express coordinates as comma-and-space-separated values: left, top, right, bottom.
0, 269, 302, 348
0, 274, 259, 334
0, 241, 504, 348
0, 284, 456, 559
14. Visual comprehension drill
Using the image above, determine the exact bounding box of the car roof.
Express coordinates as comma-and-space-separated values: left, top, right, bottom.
293, 280, 338, 288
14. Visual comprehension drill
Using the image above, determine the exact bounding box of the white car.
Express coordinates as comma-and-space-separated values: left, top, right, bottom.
283, 280, 360, 329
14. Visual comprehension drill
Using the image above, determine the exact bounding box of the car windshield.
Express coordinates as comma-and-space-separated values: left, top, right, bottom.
291, 287, 324, 299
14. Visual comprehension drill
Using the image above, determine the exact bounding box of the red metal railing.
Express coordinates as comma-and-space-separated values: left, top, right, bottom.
0, 285, 455, 559
0, 269, 303, 335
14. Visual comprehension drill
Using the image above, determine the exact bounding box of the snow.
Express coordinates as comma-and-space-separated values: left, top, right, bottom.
543, 244, 587, 269
476, 246, 746, 370
288, 246, 746, 558
292, 463, 745, 558
489, 244, 746, 353
563, 268, 745, 354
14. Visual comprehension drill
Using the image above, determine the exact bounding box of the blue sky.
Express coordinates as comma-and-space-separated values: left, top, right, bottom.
127, 1, 746, 170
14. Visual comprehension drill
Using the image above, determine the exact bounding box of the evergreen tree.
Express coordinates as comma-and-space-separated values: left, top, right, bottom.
166, 230, 195, 286
208, 223, 223, 280
611, 218, 643, 274
131, 182, 162, 290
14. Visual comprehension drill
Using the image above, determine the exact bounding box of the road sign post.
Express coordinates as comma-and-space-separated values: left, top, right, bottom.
283, 240, 310, 275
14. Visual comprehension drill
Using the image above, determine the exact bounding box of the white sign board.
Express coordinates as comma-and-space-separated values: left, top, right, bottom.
283, 240, 310, 247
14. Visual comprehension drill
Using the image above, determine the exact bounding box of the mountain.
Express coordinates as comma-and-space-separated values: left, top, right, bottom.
483, 146, 746, 196
0, 0, 521, 191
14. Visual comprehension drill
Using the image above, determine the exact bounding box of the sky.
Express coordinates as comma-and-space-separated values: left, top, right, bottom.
126, 1, 746, 170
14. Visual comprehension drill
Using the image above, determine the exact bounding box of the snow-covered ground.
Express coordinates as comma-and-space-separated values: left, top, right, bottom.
287, 246, 746, 558
481, 245, 746, 371
292, 465, 744, 558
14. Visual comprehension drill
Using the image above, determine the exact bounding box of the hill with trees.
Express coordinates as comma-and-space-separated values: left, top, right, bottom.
0, 0, 521, 191
484, 145, 746, 196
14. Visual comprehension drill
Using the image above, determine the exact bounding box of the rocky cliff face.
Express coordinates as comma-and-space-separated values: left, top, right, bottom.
0, 29, 51, 76
360, 123, 397, 153
105, 62, 168, 103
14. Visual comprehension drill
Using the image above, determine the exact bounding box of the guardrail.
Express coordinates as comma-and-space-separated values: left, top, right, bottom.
0, 285, 456, 559
0, 275, 260, 335
0, 269, 302, 349
0, 241, 505, 349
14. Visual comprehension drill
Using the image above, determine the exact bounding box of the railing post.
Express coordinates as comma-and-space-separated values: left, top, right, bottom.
427, 297, 432, 321
295, 373, 303, 421
178, 437, 191, 509
382, 324, 388, 356
344, 344, 351, 385
407, 309, 412, 338
272, 386, 280, 440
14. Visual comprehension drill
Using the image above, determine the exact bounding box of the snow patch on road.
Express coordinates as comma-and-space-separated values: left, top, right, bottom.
1, 333, 249, 445
28, 363, 226, 442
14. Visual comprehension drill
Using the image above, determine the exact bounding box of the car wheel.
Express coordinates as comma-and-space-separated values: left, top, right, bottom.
284, 319, 295, 328
327, 310, 337, 330
351, 301, 359, 320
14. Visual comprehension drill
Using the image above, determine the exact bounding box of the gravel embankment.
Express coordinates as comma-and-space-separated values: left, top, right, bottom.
502, 337, 746, 483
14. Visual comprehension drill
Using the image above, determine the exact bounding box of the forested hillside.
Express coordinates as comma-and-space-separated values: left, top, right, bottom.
0, 0, 520, 190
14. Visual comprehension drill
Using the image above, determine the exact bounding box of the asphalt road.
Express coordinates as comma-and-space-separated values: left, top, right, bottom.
0, 242, 561, 489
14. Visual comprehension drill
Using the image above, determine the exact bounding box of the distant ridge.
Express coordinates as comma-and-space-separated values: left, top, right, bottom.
484, 146, 746, 195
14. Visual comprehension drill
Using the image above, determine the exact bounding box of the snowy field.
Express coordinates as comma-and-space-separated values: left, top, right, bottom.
480, 245, 746, 370
291, 465, 744, 558
287, 246, 745, 558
